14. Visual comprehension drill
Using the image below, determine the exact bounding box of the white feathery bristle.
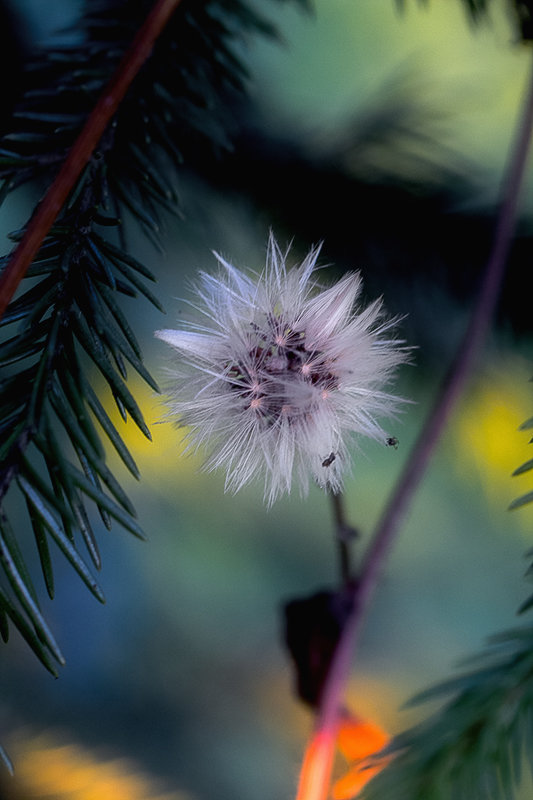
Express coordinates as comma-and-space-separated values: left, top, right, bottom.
155, 232, 409, 505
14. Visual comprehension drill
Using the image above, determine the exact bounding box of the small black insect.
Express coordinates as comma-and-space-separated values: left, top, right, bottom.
386, 436, 399, 450
322, 452, 336, 467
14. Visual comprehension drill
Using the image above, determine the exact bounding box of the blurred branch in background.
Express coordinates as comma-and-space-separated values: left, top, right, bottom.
397, 0, 533, 43
185, 77, 533, 361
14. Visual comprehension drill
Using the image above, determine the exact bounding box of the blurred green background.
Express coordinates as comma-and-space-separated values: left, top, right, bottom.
1, 1, 533, 798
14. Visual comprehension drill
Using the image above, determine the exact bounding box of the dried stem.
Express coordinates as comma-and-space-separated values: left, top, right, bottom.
0, 0, 183, 322
295, 50, 533, 800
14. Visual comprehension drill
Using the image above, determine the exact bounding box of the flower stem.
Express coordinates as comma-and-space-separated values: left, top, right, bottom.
330, 492, 355, 587
295, 49, 533, 800
0, 0, 183, 322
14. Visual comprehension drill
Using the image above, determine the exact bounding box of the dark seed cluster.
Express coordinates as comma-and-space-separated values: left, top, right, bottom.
224, 318, 339, 426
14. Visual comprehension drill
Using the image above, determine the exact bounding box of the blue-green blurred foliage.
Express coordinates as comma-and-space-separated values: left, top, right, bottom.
1, 1, 533, 799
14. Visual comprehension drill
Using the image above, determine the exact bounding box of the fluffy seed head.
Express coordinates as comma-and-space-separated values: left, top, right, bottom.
155, 234, 408, 505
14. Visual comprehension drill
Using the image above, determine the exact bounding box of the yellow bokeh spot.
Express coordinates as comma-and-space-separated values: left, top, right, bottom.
1, 732, 190, 800
93, 376, 203, 489
451, 358, 533, 520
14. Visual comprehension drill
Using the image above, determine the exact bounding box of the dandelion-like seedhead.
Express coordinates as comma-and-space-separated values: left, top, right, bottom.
156, 234, 409, 505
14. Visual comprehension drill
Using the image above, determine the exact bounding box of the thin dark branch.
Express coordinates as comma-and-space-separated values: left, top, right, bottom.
0, 0, 183, 322
295, 48, 533, 800
330, 492, 356, 587
359, 46, 533, 622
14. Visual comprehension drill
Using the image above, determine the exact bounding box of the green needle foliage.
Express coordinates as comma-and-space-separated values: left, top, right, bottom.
461, 0, 533, 39
397, 0, 533, 41
362, 622, 533, 800
510, 396, 533, 518
0, 0, 305, 674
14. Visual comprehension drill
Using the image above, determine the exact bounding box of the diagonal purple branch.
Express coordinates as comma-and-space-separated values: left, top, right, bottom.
296, 50, 533, 800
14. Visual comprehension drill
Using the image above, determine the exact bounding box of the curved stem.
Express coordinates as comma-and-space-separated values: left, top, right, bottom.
295, 49, 533, 800
0, 0, 183, 322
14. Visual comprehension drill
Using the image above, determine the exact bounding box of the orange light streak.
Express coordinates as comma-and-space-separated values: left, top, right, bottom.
295, 728, 338, 800
295, 711, 390, 800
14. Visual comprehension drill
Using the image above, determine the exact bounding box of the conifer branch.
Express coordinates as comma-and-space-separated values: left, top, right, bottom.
398, 1, 533, 42
509, 389, 533, 515
362, 622, 533, 800
0, 0, 183, 321
295, 47, 533, 800
0, 0, 300, 672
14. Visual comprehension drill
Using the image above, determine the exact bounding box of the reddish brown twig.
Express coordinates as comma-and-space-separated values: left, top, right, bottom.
295, 50, 533, 800
0, 0, 183, 322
